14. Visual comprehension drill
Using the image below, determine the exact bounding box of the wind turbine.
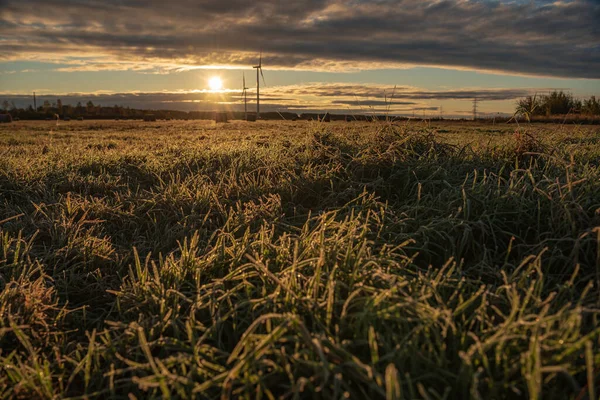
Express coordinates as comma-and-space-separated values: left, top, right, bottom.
253, 52, 266, 119
242, 72, 249, 120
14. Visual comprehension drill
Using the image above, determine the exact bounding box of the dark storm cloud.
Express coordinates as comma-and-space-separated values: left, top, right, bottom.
1, 0, 599, 78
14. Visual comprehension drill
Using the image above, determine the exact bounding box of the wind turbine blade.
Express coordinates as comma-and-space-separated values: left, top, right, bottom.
259, 51, 262, 67
260, 68, 266, 86
243, 72, 245, 88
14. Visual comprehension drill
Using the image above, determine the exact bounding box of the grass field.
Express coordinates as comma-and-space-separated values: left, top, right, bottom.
1, 120, 600, 399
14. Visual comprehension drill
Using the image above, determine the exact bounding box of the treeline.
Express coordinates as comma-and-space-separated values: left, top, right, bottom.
0, 100, 412, 122
1, 100, 196, 120
1, 99, 305, 121
516, 91, 600, 119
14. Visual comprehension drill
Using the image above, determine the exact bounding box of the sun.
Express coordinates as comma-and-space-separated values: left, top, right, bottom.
208, 76, 223, 91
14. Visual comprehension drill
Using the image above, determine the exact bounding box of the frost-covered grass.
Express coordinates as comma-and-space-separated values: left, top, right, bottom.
1, 120, 599, 399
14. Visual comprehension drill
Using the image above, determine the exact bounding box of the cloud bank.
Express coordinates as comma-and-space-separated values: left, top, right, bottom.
2, 84, 549, 116
1, 0, 599, 78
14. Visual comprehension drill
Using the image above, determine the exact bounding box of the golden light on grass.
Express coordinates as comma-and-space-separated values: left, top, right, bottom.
208, 76, 223, 91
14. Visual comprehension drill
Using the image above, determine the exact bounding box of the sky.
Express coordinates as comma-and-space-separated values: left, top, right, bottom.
1, 0, 599, 117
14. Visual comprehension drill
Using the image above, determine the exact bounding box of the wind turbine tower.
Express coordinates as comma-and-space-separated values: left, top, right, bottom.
253, 53, 265, 119
242, 73, 249, 120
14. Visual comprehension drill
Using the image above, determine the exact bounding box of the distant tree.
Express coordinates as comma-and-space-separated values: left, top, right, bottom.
583, 96, 600, 115
1, 100, 9, 112
540, 91, 576, 115
515, 91, 590, 117
43, 100, 51, 113
86, 101, 94, 114
572, 99, 582, 114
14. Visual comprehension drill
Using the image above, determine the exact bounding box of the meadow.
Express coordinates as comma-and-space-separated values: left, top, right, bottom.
1, 119, 599, 399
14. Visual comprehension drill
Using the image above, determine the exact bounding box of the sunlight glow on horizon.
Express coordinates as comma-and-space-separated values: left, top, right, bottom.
208, 76, 223, 91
